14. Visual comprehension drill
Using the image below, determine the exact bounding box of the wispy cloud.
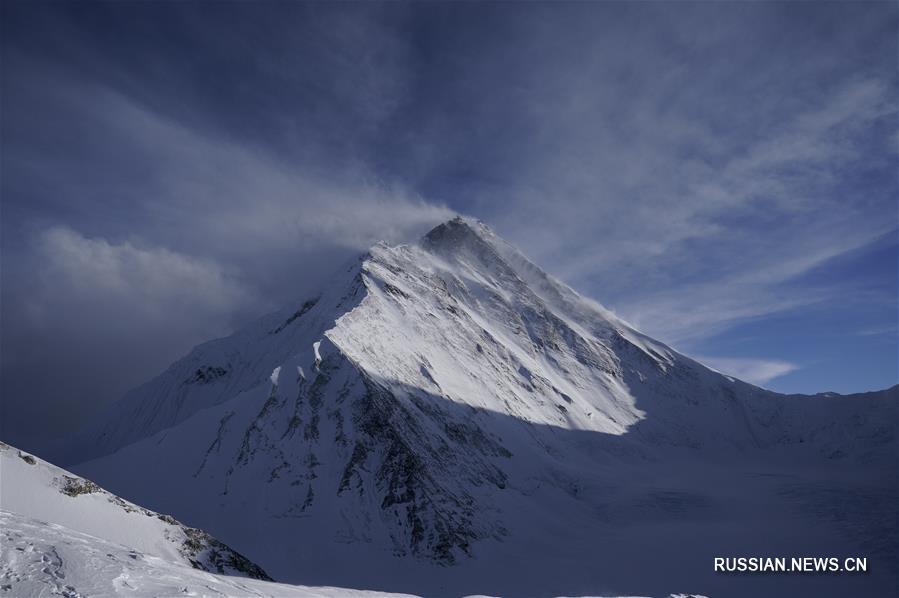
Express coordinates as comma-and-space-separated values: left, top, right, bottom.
9, 78, 453, 260
697, 356, 800, 387
30, 226, 254, 328
857, 325, 899, 337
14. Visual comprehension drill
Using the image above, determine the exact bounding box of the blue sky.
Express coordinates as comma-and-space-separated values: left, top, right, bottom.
1, 2, 896, 451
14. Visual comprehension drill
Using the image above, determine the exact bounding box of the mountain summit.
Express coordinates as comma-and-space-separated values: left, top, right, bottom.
64, 217, 895, 597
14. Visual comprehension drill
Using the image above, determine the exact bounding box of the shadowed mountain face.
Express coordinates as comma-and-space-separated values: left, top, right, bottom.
64, 217, 896, 597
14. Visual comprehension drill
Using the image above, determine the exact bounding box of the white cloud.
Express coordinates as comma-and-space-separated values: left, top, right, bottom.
29, 226, 255, 329
697, 356, 799, 387
857, 325, 898, 337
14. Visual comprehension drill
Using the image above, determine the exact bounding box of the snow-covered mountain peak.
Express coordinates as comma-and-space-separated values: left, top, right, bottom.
61, 214, 897, 465
419, 216, 544, 291
43, 216, 897, 596
421, 215, 497, 256
416, 217, 672, 365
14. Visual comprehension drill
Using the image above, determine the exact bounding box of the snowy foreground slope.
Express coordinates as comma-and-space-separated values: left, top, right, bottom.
49, 218, 898, 597
1, 512, 424, 598
0, 441, 269, 580
0, 442, 421, 597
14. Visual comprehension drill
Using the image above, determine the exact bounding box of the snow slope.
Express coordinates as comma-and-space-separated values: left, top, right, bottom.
0, 512, 424, 598
0, 441, 269, 580
57, 217, 897, 597
0, 442, 423, 597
